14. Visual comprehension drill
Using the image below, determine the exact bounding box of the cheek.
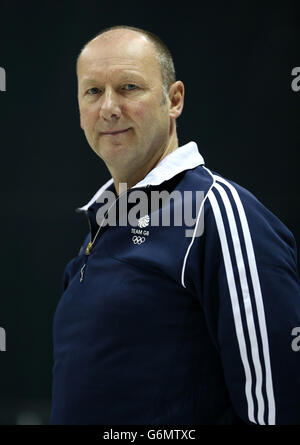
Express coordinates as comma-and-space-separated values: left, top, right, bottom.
80, 106, 98, 130
123, 101, 153, 124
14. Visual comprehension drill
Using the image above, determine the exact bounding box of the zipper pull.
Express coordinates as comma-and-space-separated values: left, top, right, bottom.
80, 263, 86, 282
80, 242, 92, 282
85, 241, 92, 255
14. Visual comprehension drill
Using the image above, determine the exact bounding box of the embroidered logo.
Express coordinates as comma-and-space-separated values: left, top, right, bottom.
131, 215, 150, 245
132, 236, 146, 245
137, 214, 150, 228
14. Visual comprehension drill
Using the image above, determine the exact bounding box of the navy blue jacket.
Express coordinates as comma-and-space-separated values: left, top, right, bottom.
50, 142, 300, 425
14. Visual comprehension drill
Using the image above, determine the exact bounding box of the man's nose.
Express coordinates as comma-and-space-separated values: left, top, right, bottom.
99, 89, 121, 121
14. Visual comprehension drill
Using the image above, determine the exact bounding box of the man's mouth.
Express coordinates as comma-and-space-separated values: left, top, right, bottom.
101, 128, 131, 136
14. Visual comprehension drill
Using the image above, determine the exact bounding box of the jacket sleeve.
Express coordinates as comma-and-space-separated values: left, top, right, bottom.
188, 176, 300, 425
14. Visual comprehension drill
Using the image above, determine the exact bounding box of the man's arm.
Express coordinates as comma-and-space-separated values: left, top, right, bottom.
190, 174, 300, 425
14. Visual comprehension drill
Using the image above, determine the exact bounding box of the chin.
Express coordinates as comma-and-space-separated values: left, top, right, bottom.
98, 142, 133, 163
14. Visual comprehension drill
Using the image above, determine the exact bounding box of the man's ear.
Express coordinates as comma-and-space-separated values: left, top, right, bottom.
168, 81, 184, 119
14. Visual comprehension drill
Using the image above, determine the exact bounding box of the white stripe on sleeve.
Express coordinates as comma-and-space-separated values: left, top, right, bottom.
214, 181, 265, 424
215, 174, 275, 425
208, 188, 256, 424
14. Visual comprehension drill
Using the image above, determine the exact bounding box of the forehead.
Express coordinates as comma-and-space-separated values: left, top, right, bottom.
77, 31, 161, 82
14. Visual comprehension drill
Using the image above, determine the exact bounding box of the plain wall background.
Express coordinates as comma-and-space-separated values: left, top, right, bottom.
0, 0, 299, 424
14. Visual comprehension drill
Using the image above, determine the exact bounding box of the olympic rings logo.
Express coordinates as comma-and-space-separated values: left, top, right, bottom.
132, 236, 146, 245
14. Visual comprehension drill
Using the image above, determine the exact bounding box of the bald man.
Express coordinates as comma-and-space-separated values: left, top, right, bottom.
77, 27, 184, 194
50, 26, 300, 425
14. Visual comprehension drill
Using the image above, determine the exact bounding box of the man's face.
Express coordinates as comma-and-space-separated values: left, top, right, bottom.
77, 30, 172, 174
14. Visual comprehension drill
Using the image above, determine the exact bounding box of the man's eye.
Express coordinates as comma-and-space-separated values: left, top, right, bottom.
86, 87, 99, 95
123, 84, 138, 91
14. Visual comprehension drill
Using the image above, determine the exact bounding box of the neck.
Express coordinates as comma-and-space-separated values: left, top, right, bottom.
112, 132, 179, 195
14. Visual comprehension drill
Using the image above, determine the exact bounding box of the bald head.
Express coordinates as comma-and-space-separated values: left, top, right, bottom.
77, 26, 176, 95
78, 29, 158, 73
76, 25, 184, 191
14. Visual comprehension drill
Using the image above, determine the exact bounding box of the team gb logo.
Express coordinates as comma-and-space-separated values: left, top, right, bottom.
137, 215, 150, 228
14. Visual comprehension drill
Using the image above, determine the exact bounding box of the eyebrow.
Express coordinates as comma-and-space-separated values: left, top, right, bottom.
80, 72, 146, 86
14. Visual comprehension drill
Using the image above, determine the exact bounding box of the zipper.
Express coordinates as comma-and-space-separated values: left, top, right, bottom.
79, 210, 92, 282
79, 187, 131, 283
79, 251, 91, 282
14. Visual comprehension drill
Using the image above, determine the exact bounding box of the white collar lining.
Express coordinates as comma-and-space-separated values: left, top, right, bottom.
77, 141, 204, 212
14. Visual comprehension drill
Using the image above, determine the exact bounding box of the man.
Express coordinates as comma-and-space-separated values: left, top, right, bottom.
50, 25, 300, 425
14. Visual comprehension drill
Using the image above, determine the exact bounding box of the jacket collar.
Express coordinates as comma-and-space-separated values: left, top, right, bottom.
77, 141, 204, 212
